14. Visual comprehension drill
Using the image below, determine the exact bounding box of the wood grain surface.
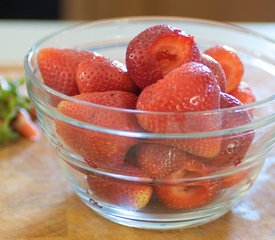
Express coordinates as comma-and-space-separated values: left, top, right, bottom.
0, 65, 275, 239
0, 135, 274, 240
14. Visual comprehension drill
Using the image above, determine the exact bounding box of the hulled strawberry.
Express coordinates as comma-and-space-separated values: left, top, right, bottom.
155, 159, 220, 209
220, 168, 251, 189
126, 25, 200, 89
207, 92, 254, 167
56, 91, 140, 168
76, 56, 138, 94
200, 53, 226, 92
136, 143, 187, 179
37, 48, 94, 95
230, 81, 256, 105
87, 164, 153, 210
204, 45, 244, 93
136, 62, 222, 158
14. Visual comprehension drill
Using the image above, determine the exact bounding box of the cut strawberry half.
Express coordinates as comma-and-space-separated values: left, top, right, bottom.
126, 25, 200, 89
155, 159, 220, 209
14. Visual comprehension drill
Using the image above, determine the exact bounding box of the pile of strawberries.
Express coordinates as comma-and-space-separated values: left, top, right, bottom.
38, 25, 256, 210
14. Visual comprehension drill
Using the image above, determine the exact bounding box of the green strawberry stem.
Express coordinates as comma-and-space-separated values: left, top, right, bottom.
0, 77, 32, 146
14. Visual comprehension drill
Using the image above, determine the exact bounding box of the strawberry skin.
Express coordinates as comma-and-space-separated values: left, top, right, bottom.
208, 92, 254, 167
76, 56, 138, 94
230, 81, 256, 105
12, 108, 40, 141
220, 169, 251, 189
204, 45, 244, 93
136, 62, 222, 158
200, 53, 226, 92
38, 48, 94, 96
126, 25, 200, 89
87, 164, 153, 210
155, 159, 220, 209
136, 143, 187, 179
56, 91, 140, 168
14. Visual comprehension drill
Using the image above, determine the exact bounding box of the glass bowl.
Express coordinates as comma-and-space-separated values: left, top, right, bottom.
24, 17, 275, 230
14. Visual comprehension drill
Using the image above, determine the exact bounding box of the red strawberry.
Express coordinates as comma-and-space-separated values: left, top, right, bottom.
207, 92, 254, 167
220, 169, 251, 189
12, 108, 40, 141
37, 48, 94, 95
155, 159, 220, 209
230, 81, 256, 105
136, 62, 222, 158
76, 56, 138, 94
87, 164, 153, 210
204, 45, 244, 93
136, 143, 187, 178
56, 91, 140, 168
200, 53, 226, 92
126, 25, 200, 89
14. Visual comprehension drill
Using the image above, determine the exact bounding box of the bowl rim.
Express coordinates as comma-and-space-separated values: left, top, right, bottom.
24, 16, 275, 137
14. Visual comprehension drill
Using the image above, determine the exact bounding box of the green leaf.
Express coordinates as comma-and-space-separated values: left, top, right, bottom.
0, 77, 32, 146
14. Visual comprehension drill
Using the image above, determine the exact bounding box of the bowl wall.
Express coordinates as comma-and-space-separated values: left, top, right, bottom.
25, 17, 275, 229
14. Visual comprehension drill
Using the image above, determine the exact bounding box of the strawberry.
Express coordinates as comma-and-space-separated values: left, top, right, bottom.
37, 48, 94, 96
207, 92, 254, 167
0, 77, 39, 145
220, 169, 251, 189
12, 108, 40, 141
76, 56, 138, 94
155, 159, 220, 209
136, 62, 222, 158
200, 53, 226, 92
230, 81, 256, 105
204, 45, 244, 93
136, 143, 187, 179
126, 25, 200, 89
87, 164, 153, 210
56, 91, 140, 168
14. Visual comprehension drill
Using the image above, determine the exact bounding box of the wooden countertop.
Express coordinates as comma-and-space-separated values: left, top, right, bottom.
0, 21, 275, 239
1, 137, 274, 239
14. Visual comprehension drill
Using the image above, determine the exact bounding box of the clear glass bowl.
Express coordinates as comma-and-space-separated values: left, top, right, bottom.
24, 17, 275, 230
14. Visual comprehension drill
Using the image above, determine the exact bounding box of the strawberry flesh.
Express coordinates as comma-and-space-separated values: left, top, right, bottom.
126, 25, 200, 89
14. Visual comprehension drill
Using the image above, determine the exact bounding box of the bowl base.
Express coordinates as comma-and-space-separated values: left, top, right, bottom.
79, 192, 229, 230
